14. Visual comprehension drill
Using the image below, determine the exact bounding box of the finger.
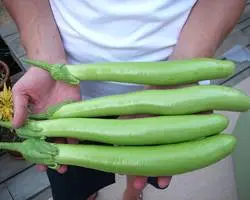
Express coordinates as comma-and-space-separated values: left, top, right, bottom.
53, 137, 79, 144
67, 138, 79, 144
36, 163, 67, 174
36, 164, 48, 172
12, 91, 29, 128
57, 165, 68, 174
157, 176, 172, 189
133, 176, 148, 190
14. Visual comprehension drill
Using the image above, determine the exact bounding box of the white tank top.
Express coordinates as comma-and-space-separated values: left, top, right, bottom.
49, 0, 199, 99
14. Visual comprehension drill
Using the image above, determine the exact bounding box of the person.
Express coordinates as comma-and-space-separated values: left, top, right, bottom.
3, 0, 245, 200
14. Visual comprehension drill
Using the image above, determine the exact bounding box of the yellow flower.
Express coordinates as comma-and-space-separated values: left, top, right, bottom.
0, 83, 13, 121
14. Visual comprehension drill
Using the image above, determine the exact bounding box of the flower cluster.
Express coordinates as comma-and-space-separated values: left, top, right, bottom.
0, 83, 13, 121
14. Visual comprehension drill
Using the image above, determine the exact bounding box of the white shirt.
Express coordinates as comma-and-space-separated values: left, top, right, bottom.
49, 0, 199, 99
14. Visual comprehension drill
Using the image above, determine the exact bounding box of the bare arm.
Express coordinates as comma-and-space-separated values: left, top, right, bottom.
4, 0, 80, 173
133, 0, 246, 189
3, 0, 67, 66
169, 0, 245, 60
147, 0, 245, 90
3, 0, 80, 128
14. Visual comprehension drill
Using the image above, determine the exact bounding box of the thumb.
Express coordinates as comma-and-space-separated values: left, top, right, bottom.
12, 91, 29, 128
133, 176, 148, 190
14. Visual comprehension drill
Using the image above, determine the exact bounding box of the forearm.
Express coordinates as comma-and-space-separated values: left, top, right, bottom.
169, 0, 245, 60
4, 0, 79, 93
3, 0, 66, 65
147, 0, 245, 90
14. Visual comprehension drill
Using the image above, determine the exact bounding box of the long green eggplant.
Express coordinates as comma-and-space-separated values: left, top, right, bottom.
23, 58, 235, 85
0, 134, 236, 176
0, 114, 229, 145
29, 85, 250, 120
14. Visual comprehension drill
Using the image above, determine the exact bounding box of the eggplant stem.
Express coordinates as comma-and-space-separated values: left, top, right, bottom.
0, 120, 13, 129
22, 59, 57, 72
22, 59, 80, 84
0, 142, 21, 152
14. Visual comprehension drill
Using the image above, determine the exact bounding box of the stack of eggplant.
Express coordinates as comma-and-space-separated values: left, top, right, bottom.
0, 58, 249, 176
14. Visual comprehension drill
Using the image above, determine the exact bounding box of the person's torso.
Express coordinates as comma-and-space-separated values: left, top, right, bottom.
49, 0, 199, 99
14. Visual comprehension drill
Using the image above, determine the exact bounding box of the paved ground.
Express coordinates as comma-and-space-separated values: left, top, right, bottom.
0, 1, 250, 200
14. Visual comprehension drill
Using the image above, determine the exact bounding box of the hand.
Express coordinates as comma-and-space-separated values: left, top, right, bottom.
133, 176, 172, 190
120, 83, 199, 190
118, 114, 172, 190
120, 83, 213, 190
12, 67, 81, 173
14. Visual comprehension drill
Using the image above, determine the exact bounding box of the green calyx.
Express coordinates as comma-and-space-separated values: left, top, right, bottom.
21, 139, 60, 169
0, 120, 60, 169
28, 100, 76, 120
0, 119, 44, 139
15, 120, 45, 139
23, 59, 80, 85
0, 139, 60, 169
